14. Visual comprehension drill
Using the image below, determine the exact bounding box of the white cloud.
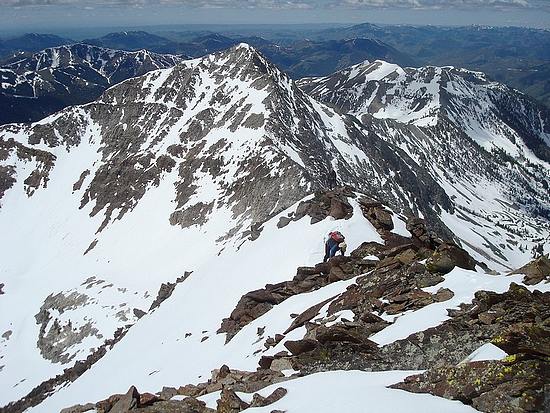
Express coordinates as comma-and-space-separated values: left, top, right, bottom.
0, 0, 543, 8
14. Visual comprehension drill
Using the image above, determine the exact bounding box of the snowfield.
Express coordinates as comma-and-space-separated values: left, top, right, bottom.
203, 370, 480, 413
0, 44, 549, 413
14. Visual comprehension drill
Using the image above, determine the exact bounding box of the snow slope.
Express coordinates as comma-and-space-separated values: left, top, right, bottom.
0, 44, 549, 412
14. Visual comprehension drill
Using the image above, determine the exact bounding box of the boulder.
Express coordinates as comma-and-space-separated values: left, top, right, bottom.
433, 288, 454, 302
258, 356, 274, 370
295, 266, 319, 278
270, 358, 294, 372
139, 393, 159, 406
315, 325, 364, 345
284, 339, 318, 355
60, 403, 96, 413
250, 387, 288, 407
109, 386, 140, 413
329, 197, 351, 219
276, 216, 291, 229
426, 243, 476, 274
158, 386, 178, 400
510, 255, 550, 285
216, 388, 249, 413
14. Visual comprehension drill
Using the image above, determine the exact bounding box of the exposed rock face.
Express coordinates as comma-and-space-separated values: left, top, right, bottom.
1, 44, 470, 245
216, 388, 249, 413
299, 59, 550, 259
392, 358, 549, 413
0, 44, 185, 125
218, 253, 371, 342
511, 255, 550, 285
296, 283, 549, 375
2, 326, 130, 413
34, 291, 100, 364
0, 137, 56, 204
220, 210, 476, 347
148, 272, 191, 311
391, 304, 550, 413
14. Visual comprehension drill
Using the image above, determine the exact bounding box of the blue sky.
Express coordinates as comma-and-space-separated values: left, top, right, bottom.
1, 0, 549, 35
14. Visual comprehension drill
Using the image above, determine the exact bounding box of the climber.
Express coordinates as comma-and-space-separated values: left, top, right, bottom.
323, 231, 347, 262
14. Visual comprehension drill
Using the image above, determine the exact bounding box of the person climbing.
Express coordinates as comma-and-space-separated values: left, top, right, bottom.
323, 230, 347, 262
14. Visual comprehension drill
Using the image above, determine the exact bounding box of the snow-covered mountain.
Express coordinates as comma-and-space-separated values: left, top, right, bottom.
0, 45, 548, 413
298, 60, 550, 268
298, 60, 550, 164
0, 43, 186, 125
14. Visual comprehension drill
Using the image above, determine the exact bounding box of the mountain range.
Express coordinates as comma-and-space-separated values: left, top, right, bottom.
0, 43, 185, 124
0, 43, 548, 413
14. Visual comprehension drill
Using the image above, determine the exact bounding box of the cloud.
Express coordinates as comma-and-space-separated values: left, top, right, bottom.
0, 0, 544, 8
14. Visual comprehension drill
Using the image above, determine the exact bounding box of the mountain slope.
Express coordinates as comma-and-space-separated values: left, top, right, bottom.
0, 43, 185, 125
0, 44, 454, 407
258, 37, 416, 79
298, 60, 550, 268
0, 44, 548, 413
316, 23, 550, 108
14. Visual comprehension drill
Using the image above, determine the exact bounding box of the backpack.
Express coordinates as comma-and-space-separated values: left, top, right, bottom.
330, 231, 345, 243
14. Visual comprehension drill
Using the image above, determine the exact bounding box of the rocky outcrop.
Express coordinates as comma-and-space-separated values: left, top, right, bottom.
148, 272, 191, 312
391, 303, 550, 413
511, 255, 550, 285
34, 291, 100, 364
0, 136, 56, 203
289, 188, 354, 225
218, 254, 374, 342
295, 283, 549, 375
392, 357, 549, 413
358, 197, 394, 231
220, 213, 474, 344
426, 243, 477, 274
60, 366, 290, 413
64, 385, 215, 413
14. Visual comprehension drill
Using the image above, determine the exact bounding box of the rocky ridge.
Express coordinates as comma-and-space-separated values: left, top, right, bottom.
1, 44, 549, 413
56, 190, 550, 413
298, 59, 550, 269
0, 44, 185, 124
0, 44, 458, 241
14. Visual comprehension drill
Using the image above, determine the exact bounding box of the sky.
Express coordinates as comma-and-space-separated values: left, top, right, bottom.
0, 0, 549, 36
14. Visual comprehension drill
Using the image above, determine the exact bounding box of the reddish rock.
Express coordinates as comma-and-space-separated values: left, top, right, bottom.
510, 255, 550, 285
258, 356, 274, 370
216, 388, 249, 413
250, 387, 288, 407
139, 392, 158, 406
108, 385, 140, 413
284, 339, 318, 355
284, 297, 335, 334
